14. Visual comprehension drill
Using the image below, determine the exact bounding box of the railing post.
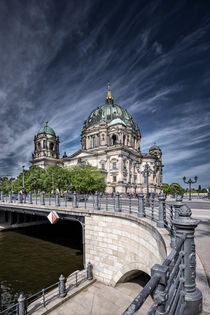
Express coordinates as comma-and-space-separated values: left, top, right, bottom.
114, 192, 120, 212
173, 204, 202, 315
9, 192, 12, 203
73, 191, 78, 208
40, 192, 45, 205
138, 193, 145, 217
171, 195, 183, 248
87, 262, 93, 280
56, 192, 60, 207
157, 193, 166, 227
29, 191, 33, 204
94, 191, 100, 210
151, 264, 168, 315
59, 274, 66, 297
18, 192, 22, 203
18, 294, 26, 315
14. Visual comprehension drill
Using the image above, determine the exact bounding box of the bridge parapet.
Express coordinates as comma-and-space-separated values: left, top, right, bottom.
0, 192, 202, 314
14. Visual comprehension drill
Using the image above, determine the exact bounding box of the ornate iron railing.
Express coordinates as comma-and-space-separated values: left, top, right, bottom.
123, 201, 202, 315
0, 264, 93, 315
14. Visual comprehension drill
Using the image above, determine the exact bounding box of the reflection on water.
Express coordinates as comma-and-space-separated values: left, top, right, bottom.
0, 221, 83, 310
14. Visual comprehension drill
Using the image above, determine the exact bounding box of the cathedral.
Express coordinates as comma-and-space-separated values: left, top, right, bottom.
31, 84, 163, 194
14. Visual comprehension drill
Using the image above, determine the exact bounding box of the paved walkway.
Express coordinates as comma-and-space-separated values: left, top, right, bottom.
49, 281, 152, 315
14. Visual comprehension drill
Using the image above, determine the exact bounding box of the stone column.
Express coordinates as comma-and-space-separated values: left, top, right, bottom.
73, 191, 78, 208
138, 193, 145, 217
56, 192, 60, 206
40, 192, 45, 205
114, 192, 120, 212
171, 195, 183, 248
173, 204, 202, 315
157, 193, 166, 227
94, 191, 100, 210
29, 192, 33, 204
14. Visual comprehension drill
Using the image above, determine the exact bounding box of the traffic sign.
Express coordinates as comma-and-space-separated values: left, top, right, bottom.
47, 211, 59, 224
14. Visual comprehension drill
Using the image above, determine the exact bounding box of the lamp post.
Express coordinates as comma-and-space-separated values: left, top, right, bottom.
141, 163, 155, 207
183, 176, 198, 200
22, 166, 25, 188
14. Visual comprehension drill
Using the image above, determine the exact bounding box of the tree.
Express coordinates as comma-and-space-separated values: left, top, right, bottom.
162, 182, 185, 196
68, 165, 106, 193
43, 165, 71, 192
198, 185, 202, 192
162, 183, 170, 195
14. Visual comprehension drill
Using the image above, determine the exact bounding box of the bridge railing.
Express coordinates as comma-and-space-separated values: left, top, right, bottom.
0, 191, 186, 236
123, 200, 202, 315
0, 263, 93, 315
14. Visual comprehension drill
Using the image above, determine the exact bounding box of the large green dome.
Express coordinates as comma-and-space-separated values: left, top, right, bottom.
83, 83, 137, 130
37, 122, 56, 136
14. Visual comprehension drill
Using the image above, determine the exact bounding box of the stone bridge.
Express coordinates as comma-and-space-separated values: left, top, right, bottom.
0, 202, 169, 287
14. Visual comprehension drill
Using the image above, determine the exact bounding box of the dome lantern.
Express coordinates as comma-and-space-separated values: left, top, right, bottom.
106, 82, 114, 105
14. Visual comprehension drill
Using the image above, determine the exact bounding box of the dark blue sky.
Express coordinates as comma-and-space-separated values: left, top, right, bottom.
0, 0, 209, 187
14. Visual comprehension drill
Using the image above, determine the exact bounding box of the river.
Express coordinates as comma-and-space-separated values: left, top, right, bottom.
0, 220, 83, 311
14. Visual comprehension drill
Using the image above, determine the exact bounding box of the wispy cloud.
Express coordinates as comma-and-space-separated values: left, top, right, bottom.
0, 0, 209, 186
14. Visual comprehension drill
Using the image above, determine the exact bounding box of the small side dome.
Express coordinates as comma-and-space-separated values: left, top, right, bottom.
109, 118, 126, 127
37, 121, 56, 136
149, 142, 161, 152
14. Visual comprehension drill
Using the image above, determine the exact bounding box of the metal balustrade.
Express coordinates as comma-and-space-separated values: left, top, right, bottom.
0, 265, 93, 315
0, 192, 203, 314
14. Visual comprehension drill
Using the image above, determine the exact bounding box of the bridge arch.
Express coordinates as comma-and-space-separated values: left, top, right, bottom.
113, 263, 150, 286
85, 212, 168, 286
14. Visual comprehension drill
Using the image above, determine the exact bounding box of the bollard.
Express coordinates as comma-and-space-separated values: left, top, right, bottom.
29, 191, 33, 204
173, 204, 202, 315
59, 274, 66, 297
9, 192, 12, 203
138, 193, 145, 217
94, 191, 100, 210
87, 262, 93, 280
171, 195, 183, 248
56, 192, 60, 207
73, 191, 78, 208
157, 193, 166, 228
151, 264, 168, 315
18, 294, 26, 315
40, 192, 45, 205
114, 192, 120, 212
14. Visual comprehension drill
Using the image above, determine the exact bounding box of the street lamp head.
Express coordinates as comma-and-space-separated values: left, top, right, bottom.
194, 176, 198, 181
183, 176, 186, 182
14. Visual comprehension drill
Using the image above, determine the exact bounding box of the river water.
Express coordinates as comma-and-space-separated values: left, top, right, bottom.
0, 221, 83, 311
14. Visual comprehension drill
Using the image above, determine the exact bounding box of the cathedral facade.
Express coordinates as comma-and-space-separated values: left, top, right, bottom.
31, 84, 163, 194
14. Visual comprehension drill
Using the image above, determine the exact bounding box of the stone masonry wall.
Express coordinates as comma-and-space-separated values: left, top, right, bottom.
85, 212, 167, 286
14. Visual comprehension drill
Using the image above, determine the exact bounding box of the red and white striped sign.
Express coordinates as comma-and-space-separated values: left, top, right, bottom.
47, 211, 59, 224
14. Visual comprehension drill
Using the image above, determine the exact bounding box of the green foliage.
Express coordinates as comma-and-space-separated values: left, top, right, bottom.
0, 177, 16, 194
68, 164, 106, 193
162, 182, 185, 196
43, 165, 70, 192
0, 164, 106, 195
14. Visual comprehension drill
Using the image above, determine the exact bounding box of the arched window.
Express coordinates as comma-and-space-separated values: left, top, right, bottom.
50, 143, 54, 151
112, 134, 117, 145
38, 142, 41, 150
123, 135, 126, 145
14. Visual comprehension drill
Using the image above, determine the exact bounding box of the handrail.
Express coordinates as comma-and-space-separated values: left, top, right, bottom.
122, 274, 160, 315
